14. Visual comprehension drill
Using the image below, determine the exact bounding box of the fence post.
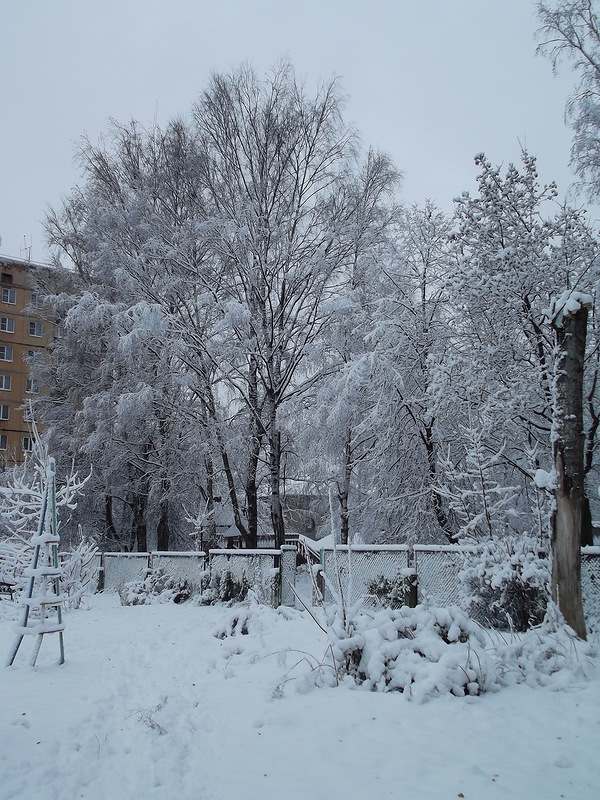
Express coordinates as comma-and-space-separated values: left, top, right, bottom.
279, 545, 297, 606
403, 569, 418, 608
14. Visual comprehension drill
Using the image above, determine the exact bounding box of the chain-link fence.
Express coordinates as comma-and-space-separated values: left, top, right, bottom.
582, 547, 600, 625
78, 545, 600, 623
413, 545, 475, 607
208, 549, 281, 606
103, 553, 150, 592
319, 545, 410, 607
150, 552, 207, 593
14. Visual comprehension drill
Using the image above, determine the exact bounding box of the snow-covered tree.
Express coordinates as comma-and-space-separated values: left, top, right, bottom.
43, 120, 213, 551
43, 64, 402, 549
297, 148, 400, 543
428, 151, 600, 540
537, 0, 600, 199
191, 63, 364, 546
366, 201, 455, 542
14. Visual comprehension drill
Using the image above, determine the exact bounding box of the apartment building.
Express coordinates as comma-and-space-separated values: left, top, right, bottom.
0, 255, 54, 465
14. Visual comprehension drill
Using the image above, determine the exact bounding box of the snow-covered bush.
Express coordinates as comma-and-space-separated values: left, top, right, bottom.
366, 574, 406, 608
61, 537, 100, 609
458, 535, 550, 631
213, 606, 252, 639
0, 426, 90, 604
326, 605, 500, 700
493, 603, 597, 688
366, 571, 416, 609
201, 571, 251, 605
119, 569, 193, 605
0, 537, 31, 597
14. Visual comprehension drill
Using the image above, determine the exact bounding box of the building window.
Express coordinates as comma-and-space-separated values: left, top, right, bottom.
0, 317, 14, 333
23, 405, 36, 423
0, 435, 7, 450
25, 377, 36, 393
22, 437, 33, 454
0, 346, 13, 362
0, 375, 12, 391
1, 273, 13, 283
0, 405, 9, 420
29, 321, 43, 337
29, 293, 43, 309
2, 288, 16, 305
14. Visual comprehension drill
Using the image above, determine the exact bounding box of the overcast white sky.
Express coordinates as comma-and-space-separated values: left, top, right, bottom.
0, 0, 585, 263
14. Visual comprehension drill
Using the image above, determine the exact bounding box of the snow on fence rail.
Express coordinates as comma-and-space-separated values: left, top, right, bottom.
318, 545, 411, 606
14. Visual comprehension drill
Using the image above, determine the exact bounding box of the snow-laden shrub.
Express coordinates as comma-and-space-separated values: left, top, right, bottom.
366, 571, 417, 609
201, 571, 252, 605
0, 537, 31, 597
366, 574, 406, 609
213, 606, 252, 639
458, 535, 549, 631
493, 603, 597, 688
119, 569, 193, 605
326, 605, 501, 701
61, 539, 100, 609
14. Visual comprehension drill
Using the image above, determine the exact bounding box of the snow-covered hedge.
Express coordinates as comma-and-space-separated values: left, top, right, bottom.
492, 603, 597, 688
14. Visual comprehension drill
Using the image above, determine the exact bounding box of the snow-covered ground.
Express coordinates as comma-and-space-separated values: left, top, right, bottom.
1, 590, 599, 800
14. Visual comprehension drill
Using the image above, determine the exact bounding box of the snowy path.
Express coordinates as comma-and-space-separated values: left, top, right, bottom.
1, 594, 599, 799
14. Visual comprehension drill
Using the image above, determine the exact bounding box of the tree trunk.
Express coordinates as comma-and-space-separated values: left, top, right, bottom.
270, 434, 285, 548
267, 395, 285, 548
338, 430, 352, 545
156, 497, 170, 551
245, 441, 260, 549
422, 421, 456, 542
245, 356, 261, 548
104, 493, 120, 548
130, 492, 148, 553
551, 300, 588, 639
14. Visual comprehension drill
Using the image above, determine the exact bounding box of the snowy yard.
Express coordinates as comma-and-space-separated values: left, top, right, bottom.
1, 592, 599, 800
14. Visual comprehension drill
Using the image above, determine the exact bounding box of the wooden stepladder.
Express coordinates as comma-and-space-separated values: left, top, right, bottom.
7, 459, 65, 667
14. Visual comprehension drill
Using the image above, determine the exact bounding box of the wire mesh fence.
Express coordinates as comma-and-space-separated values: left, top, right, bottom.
150, 552, 207, 593
208, 549, 281, 606
320, 545, 411, 607
103, 553, 150, 592
36, 543, 600, 623
582, 547, 600, 625
413, 546, 475, 608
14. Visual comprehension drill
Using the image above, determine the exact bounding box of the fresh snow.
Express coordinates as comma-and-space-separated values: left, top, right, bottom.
545, 290, 594, 326
1, 592, 599, 800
